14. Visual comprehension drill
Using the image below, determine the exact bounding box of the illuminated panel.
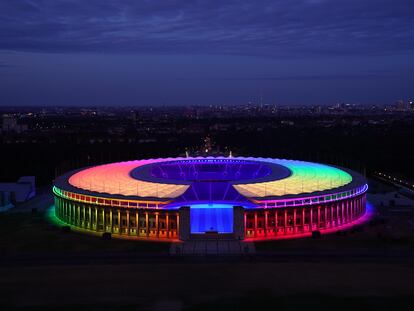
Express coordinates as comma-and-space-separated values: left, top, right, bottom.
233, 158, 352, 198
190, 204, 233, 233
68, 158, 189, 198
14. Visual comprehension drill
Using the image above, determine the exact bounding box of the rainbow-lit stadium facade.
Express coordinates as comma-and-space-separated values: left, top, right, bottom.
53, 157, 368, 241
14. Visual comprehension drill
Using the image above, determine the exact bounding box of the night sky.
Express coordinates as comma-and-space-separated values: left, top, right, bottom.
0, 0, 413, 106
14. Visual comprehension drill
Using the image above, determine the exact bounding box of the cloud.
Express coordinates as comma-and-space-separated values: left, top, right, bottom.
0, 61, 14, 68
0, 0, 413, 57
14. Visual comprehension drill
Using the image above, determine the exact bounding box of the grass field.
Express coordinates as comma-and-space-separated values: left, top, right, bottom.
0, 210, 170, 255
1, 261, 413, 310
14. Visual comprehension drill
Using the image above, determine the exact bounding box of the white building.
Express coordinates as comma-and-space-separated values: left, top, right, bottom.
0, 176, 36, 211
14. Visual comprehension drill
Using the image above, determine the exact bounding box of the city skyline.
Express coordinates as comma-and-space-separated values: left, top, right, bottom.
1, 0, 413, 106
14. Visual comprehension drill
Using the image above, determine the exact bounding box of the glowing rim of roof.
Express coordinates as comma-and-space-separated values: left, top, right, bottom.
66, 157, 353, 199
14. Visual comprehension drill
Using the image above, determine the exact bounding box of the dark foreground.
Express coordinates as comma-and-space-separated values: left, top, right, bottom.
1, 190, 414, 310
1, 259, 413, 311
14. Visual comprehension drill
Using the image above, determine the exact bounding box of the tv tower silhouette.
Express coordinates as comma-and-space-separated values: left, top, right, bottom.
259, 89, 263, 108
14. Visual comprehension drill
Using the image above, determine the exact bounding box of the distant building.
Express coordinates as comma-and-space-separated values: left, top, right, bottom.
392, 100, 410, 111
1, 114, 28, 133
2, 115, 17, 132
0, 176, 36, 211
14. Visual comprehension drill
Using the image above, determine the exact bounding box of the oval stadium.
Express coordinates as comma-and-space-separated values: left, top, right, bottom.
53, 157, 368, 241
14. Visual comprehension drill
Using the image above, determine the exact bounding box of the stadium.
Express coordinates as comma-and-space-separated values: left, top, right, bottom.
53, 157, 368, 241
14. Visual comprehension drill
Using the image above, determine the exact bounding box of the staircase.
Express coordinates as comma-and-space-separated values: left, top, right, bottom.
170, 240, 255, 256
